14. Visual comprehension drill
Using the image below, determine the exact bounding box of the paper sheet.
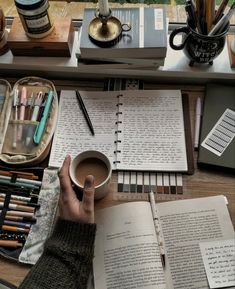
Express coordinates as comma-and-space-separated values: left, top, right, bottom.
199, 239, 235, 288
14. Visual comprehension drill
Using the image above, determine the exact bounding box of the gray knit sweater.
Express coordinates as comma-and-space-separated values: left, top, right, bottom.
18, 219, 96, 289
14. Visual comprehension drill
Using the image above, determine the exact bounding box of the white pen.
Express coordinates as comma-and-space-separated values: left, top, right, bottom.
149, 190, 166, 268
194, 97, 202, 149
12, 89, 19, 148
17, 86, 27, 141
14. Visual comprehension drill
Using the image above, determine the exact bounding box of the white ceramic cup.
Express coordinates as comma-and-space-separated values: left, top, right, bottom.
69, 150, 112, 200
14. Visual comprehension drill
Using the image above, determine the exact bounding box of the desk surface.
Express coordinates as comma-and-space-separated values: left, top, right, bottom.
0, 81, 234, 287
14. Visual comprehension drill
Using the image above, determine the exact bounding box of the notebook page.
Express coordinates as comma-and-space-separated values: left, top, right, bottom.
116, 90, 187, 171
49, 90, 117, 168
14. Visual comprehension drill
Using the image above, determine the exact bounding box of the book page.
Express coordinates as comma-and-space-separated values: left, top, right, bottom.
117, 90, 188, 171
49, 90, 117, 168
93, 202, 166, 289
157, 195, 234, 289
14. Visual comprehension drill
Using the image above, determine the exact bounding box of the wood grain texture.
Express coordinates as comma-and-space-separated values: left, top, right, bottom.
0, 81, 234, 287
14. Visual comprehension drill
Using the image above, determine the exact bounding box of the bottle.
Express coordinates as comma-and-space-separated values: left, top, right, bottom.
14, 0, 54, 39
0, 7, 8, 55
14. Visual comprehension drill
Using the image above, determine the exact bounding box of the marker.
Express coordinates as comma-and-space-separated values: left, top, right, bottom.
34, 90, 53, 144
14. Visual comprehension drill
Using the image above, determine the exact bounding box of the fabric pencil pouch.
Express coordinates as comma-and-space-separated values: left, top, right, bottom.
0, 167, 60, 264
0, 76, 58, 167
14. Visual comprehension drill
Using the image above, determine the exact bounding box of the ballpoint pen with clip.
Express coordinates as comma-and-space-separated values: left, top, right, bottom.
17, 86, 27, 141
12, 89, 19, 149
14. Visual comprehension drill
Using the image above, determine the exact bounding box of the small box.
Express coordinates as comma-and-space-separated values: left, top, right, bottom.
8, 17, 75, 57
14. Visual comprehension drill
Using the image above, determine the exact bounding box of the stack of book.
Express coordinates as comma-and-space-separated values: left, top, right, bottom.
76, 7, 168, 70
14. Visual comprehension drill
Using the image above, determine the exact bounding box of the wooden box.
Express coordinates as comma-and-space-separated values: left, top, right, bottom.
8, 17, 75, 57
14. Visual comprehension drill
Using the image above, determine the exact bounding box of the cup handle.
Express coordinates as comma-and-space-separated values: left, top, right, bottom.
169, 27, 190, 50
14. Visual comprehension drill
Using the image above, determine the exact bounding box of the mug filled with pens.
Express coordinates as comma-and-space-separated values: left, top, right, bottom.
169, 0, 234, 66
0, 169, 42, 251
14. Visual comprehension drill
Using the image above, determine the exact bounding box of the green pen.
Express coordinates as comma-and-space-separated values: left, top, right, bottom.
33, 90, 53, 144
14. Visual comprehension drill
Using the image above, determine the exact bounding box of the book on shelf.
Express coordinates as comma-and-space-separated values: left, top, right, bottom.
93, 195, 234, 289
198, 83, 235, 171
79, 7, 168, 60
49, 89, 194, 174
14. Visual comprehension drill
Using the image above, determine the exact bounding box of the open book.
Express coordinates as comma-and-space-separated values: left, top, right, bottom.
49, 90, 193, 172
93, 195, 234, 289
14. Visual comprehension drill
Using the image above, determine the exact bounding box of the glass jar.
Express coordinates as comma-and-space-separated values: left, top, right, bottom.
14, 0, 54, 38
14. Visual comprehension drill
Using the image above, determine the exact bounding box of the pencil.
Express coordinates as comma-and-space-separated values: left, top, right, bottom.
75, 90, 95, 136
149, 191, 166, 268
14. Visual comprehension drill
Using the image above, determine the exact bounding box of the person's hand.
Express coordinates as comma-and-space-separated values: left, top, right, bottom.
58, 155, 95, 224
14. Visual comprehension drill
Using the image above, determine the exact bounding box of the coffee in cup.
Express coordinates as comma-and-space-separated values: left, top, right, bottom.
69, 150, 112, 200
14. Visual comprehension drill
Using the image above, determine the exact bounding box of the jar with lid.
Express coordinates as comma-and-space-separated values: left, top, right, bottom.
14, 0, 54, 38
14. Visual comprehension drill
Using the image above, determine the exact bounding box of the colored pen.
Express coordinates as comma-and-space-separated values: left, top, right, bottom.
3, 215, 37, 223
17, 86, 27, 141
0, 197, 40, 209
214, 0, 229, 24
149, 191, 166, 268
0, 175, 42, 186
0, 210, 34, 218
209, 2, 235, 35
0, 193, 31, 202
0, 201, 35, 213
0, 170, 39, 180
0, 240, 23, 248
76, 90, 95, 136
33, 90, 53, 144
1, 225, 30, 233
3, 220, 31, 229
0, 178, 40, 190
194, 97, 202, 149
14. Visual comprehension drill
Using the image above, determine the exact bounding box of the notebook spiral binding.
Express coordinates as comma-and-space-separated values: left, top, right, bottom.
114, 93, 124, 167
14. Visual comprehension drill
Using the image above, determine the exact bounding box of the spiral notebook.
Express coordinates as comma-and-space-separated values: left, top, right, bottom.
49, 89, 193, 173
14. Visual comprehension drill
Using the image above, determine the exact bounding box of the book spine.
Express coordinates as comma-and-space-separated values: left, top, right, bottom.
114, 93, 123, 167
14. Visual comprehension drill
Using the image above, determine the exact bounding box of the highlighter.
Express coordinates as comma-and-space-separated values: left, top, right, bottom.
33, 90, 53, 145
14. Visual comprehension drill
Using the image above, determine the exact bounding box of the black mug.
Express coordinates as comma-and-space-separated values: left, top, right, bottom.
169, 20, 229, 66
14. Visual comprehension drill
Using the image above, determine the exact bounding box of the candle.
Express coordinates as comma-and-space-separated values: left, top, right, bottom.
98, 0, 110, 16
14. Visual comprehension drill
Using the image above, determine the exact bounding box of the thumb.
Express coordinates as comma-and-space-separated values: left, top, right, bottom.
82, 175, 95, 210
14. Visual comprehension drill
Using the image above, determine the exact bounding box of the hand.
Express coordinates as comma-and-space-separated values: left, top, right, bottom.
58, 155, 95, 224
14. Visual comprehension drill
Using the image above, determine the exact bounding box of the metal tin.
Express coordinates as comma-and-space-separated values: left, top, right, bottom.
14, 0, 54, 38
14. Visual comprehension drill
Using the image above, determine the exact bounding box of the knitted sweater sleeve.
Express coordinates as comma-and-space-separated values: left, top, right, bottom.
18, 219, 96, 289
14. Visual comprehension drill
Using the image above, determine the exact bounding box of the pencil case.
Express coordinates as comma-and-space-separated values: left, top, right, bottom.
0, 76, 58, 166
0, 166, 60, 264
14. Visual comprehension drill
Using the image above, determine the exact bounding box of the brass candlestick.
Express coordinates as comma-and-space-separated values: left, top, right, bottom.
88, 9, 131, 47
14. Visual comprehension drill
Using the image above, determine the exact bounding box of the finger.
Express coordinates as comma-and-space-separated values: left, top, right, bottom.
82, 175, 95, 211
58, 155, 76, 200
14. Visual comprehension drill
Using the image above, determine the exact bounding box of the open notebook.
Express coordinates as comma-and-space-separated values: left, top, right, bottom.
49, 89, 193, 173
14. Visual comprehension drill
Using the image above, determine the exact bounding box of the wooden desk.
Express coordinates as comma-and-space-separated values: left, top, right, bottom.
0, 82, 234, 287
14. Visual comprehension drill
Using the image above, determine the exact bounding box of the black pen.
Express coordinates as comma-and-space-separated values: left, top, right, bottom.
75, 90, 95, 136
